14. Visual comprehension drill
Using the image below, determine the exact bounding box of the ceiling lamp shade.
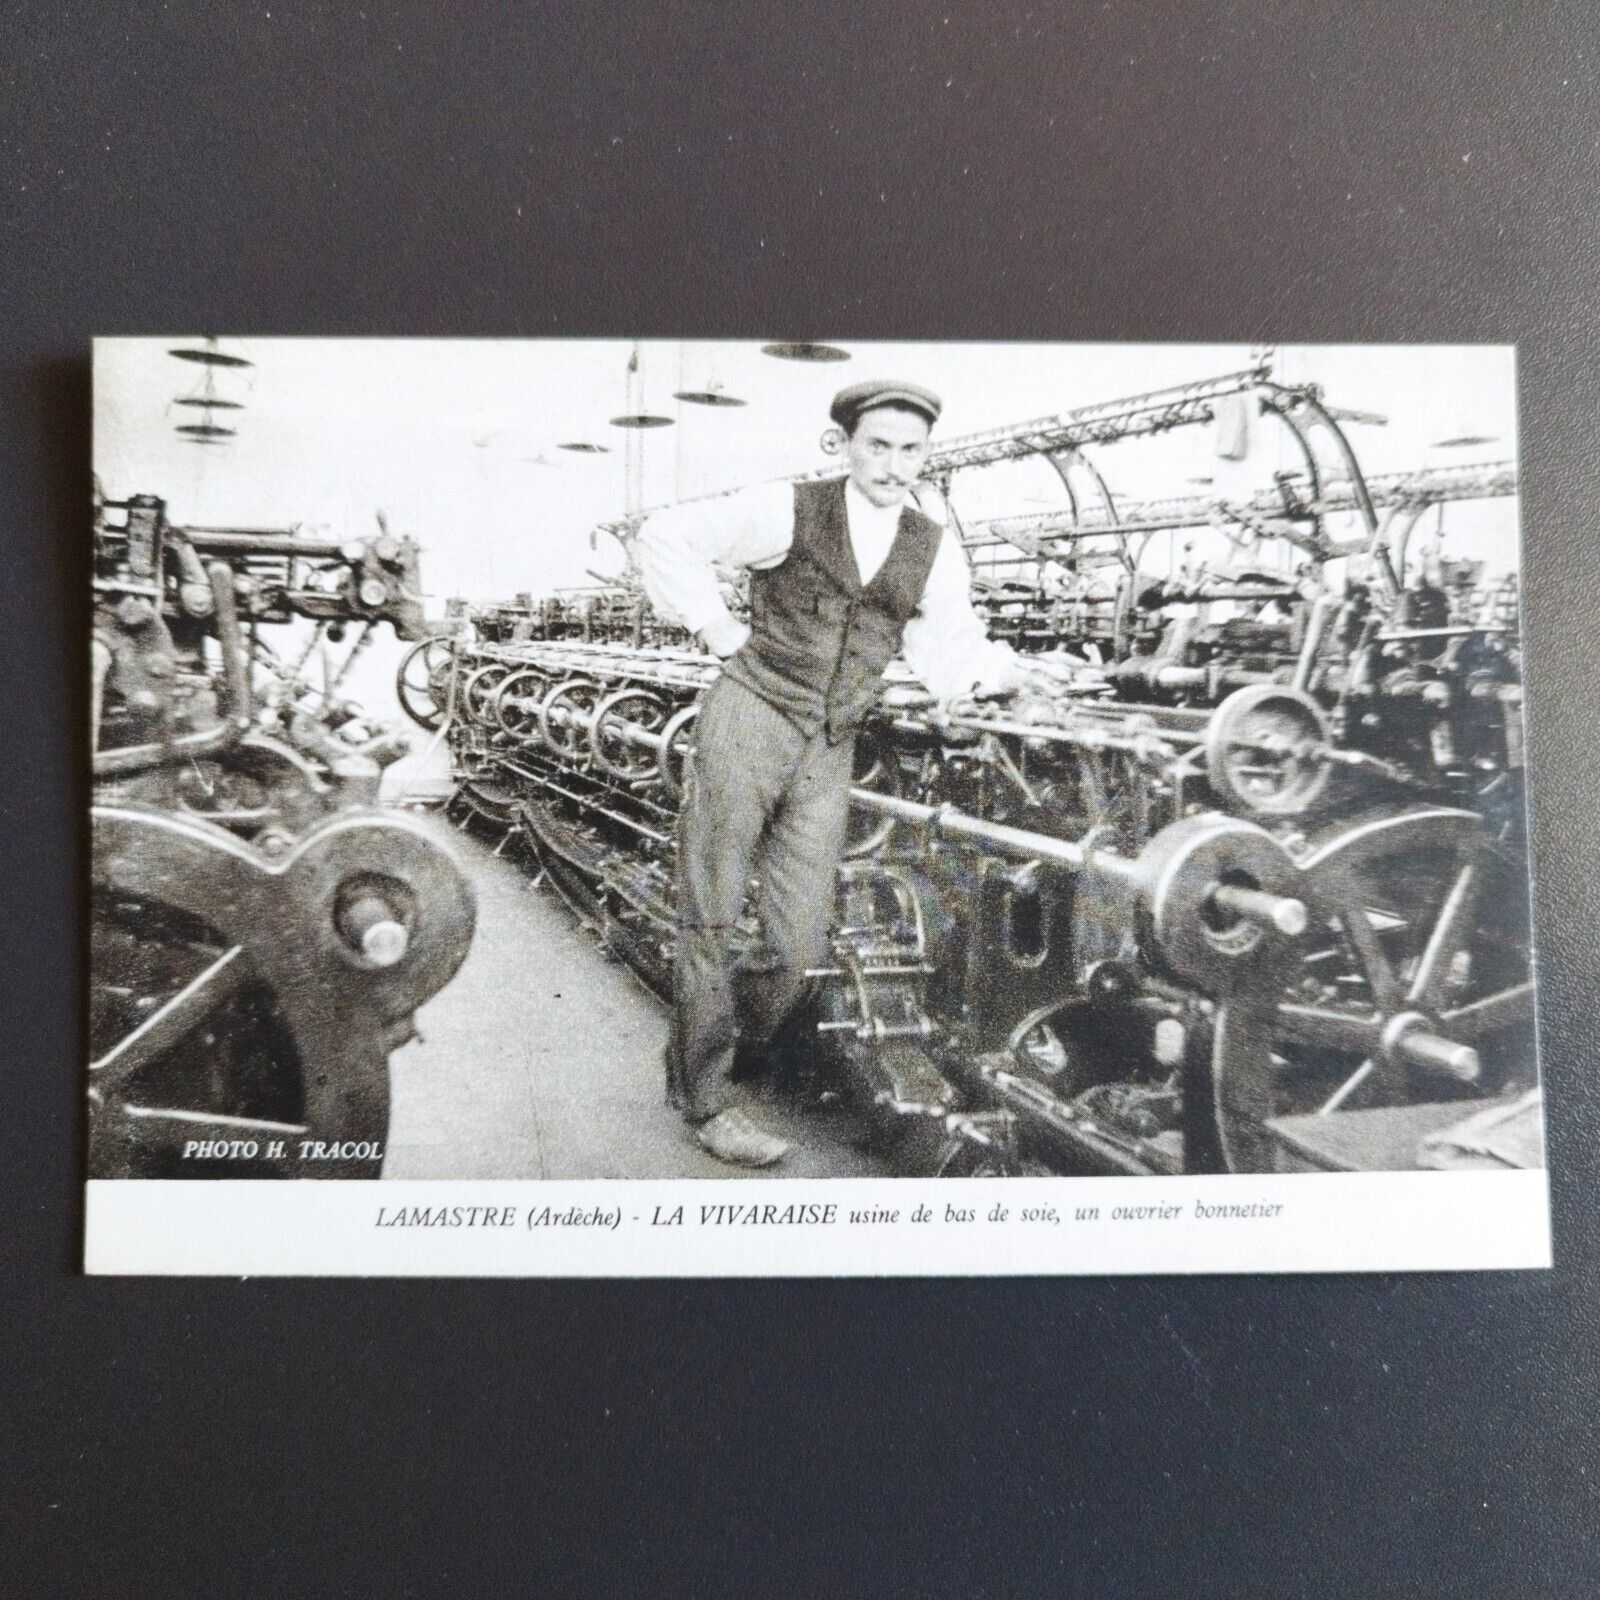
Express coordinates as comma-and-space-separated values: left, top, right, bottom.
610, 413, 674, 428
673, 343, 747, 406
673, 385, 746, 407
170, 339, 248, 446
1429, 355, 1500, 450
557, 441, 611, 453
760, 341, 850, 362
168, 342, 253, 368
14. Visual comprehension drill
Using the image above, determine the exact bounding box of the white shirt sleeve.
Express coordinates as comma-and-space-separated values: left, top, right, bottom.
900, 528, 1022, 703
635, 482, 794, 648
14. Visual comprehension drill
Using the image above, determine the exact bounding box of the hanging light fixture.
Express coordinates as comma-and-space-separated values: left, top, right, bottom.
557, 440, 611, 453
168, 348, 253, 368
673, 380, 746, 407
608, 343, 674, 428
1429, 351, 1500, 450
608, 343, 675, 513
760, 341, 850, 362
167, 337, 253, 369
170, 337, 249, 448
673, 343, 746, 406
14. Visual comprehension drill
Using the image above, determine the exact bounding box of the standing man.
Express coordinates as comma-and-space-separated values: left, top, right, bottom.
637, 380, 1033, 1166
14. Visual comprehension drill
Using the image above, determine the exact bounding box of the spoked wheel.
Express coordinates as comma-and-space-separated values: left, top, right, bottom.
1209, 807, 1535, 1172
491, 668, 549, 743
91, 804, 476, 1179
462, 662, 513, 727
589, 687, 670, 785
655, 703, 699, 803
538, 679, 602, 763
90, 900, 387, 1177
395, 637, 458, 732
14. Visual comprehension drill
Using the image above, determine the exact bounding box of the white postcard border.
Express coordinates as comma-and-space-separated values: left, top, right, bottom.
85, 1170, 1551, 1278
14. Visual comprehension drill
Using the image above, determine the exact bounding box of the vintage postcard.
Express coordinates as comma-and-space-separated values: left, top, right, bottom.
85, 339, 1547, 1275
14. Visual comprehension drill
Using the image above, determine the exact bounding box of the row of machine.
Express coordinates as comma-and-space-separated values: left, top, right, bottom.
400, 364, 1536, 1176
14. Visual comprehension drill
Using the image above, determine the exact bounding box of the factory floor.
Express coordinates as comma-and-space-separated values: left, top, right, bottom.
384, 809, 886, 1181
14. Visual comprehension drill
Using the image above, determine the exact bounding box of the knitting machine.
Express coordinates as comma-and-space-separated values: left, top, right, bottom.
91, 491, 476, 1178
405, 365, 1534, 1176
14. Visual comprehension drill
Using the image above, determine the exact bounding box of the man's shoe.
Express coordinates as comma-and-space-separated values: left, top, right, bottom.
695, 1108, 790, 1168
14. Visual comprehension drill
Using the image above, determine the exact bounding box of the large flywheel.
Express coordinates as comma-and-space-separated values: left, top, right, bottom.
90, 805, 476, 1178
1208, 807, 1535, 1172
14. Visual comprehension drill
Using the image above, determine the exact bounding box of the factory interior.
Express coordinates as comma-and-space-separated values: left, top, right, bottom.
89, 339, 1540, 1182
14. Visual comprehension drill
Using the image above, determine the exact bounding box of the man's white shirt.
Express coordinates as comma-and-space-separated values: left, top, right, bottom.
636, 478, 1018, 703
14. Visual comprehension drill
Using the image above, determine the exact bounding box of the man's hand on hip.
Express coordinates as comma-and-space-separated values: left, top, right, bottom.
698, 616, 751, 659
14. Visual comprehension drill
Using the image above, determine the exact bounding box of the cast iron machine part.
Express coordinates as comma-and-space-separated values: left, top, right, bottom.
91, 807, 475, 1177
92, 490, 477, 1177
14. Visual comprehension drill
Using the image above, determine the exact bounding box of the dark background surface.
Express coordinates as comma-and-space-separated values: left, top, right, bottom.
3, 3, 1598, 1595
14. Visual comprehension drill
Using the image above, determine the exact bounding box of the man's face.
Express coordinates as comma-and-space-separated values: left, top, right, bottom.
845, 405, 932, 509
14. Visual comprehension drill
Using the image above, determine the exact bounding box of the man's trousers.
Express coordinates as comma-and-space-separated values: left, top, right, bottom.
668, 673, 855, 1123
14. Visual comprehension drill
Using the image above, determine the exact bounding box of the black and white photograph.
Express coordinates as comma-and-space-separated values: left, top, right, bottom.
14, 4, 1600, 1592
86, 337, 1547, 1274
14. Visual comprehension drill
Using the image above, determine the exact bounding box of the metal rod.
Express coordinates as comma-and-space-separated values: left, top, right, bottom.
848, 789, 1143, 885
941, 712, 1196, 754
182, 530, 347, 558
92, 945, 249, 1085
1392, 1028, 1481, 1083
1211, 883, 1309, 938
1293, 593, 1336, 693
849, 788, 1306, 935
982, 1069, 1158, 1177
1318, 1058, 1377, 1116
119, 1105, 310, 1136
500, 762, 671, 843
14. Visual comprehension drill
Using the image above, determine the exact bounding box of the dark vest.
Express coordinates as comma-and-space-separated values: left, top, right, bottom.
721, 477, 943, 742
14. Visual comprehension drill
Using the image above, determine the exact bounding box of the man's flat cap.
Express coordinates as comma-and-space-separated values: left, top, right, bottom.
829, 379, 942, 430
